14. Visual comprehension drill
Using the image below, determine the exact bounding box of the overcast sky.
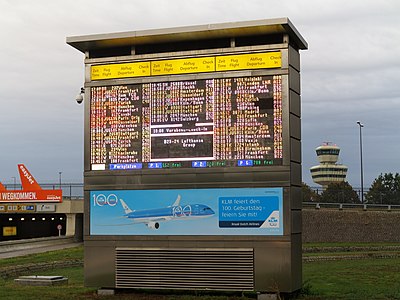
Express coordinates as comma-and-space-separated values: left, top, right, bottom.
0, 0, 399, 188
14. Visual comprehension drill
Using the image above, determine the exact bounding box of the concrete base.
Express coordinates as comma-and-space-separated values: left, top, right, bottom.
14, 275, 68, 286
257, 293, 279, 300
97, 289, 115, 296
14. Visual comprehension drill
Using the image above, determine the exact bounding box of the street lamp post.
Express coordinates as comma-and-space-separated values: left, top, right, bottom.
357, 121, 364, 203
59, 172, 62, 189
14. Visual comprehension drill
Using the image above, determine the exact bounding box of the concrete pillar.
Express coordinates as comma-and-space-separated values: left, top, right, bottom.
65, 213, 76, 237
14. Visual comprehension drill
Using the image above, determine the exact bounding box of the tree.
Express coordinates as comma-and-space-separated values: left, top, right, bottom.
365, 173, 400, 204
320, 181, 359, 203
301, 182, 320, 202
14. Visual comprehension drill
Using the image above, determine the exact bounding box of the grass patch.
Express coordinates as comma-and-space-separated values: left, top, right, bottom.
2, 244, 400, 299
0, 246, 83, 268
303, 242, 400, 248
303, 251, 400, 257
302, 258, 400, 299
0, 267, 95, 300
0, 265, 254, 300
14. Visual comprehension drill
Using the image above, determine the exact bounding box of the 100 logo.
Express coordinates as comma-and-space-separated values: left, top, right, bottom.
92, 194, 118, 206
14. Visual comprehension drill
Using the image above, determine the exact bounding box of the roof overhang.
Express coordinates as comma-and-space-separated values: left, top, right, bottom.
66, 18, 308, 53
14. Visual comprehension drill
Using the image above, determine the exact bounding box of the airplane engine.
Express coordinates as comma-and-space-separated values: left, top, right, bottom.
146, 222, 160, 229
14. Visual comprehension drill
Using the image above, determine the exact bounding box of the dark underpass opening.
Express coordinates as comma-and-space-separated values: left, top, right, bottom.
0, 213, 67, 241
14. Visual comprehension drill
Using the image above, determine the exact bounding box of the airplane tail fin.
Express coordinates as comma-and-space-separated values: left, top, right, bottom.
0, 182, 6, 191
171, 194, 181, 207
120, 199, 133, 214
18, 164, 42, 190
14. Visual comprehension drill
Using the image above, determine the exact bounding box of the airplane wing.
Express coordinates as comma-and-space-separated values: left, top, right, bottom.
132, 216, 173, 224
96, 216, 170, 226
96, 217, 172, 230
95, 223, 137, 227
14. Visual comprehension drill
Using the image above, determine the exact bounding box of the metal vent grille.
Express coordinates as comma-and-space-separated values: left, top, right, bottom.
115, 248, 254, 291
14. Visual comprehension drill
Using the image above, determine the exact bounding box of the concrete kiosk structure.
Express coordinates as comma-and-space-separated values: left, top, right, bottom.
67, 18, 307, 293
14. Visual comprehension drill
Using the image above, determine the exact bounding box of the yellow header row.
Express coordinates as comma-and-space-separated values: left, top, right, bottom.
91, 51, 281, 80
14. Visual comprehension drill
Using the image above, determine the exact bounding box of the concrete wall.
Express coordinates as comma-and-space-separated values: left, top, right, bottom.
303, 208, 400, 243
57, 199, 84, 238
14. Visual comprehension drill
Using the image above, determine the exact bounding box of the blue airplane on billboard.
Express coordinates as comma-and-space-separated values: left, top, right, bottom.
119, 195, 215, 229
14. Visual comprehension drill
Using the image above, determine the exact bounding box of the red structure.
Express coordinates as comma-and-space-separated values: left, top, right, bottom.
0, 164, 62, 203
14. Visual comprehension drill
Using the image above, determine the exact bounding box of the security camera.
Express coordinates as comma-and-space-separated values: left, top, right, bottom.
75, 93, 84, 104
75, 87, 84, 104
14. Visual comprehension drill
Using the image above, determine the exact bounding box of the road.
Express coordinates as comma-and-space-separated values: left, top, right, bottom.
0, 236, 82, 259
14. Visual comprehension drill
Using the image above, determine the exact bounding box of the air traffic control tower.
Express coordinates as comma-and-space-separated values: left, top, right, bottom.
310, 143, 348, 188
67, 18, 307, 294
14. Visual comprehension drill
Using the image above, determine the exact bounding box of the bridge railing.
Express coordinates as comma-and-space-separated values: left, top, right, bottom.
307, 187, 400, 205
303, 202, 400, 211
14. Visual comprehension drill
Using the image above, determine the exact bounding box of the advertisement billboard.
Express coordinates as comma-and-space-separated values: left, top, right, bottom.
90, 187, 283, 235
0, 164, 62, 203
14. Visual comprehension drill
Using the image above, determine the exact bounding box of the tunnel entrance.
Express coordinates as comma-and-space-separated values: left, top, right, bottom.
0, 213, 67, 241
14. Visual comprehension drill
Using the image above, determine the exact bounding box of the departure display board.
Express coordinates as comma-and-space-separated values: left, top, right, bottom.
91, 51, 281, 80
90, 75, 282, 170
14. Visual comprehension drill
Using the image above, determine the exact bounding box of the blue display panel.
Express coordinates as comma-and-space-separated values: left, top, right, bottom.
90, 187, 283, 235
